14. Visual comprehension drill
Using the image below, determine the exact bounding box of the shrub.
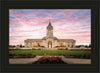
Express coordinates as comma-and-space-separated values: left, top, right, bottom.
32, 48, 36, 50
9, 52, 15, 58
38, 48, 41, 50
58, 48, 66, 50
65, 47, 68, 50
63, 54, 91, 59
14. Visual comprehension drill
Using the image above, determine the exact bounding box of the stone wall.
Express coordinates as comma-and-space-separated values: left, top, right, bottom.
25, 40, 75, 48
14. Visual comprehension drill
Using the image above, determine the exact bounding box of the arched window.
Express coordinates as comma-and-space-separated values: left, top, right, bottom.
71, 43, 73, 47
68, 43, 69, 47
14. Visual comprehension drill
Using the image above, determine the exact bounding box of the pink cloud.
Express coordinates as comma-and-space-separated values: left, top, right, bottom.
9, 9, 91, 45
14, 13, 29, 17
9, 20, 16, 25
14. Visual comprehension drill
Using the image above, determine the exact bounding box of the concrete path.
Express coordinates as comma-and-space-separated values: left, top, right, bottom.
9, 56, 91, 64
61, 56, 91, 64
9, 56, 41, 64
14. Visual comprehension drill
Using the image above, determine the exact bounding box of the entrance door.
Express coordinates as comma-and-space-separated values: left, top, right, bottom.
48, 41, 52, 48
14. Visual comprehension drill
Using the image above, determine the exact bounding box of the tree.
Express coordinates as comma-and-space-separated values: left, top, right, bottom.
9, 45, 12, 47
12, 45, 16, 47
89, 44, 91, 48
85, 45, 88, 48
19, 44, 23, 47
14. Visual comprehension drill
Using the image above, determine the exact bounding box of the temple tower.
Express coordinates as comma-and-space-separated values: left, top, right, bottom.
47, 21, 53, 37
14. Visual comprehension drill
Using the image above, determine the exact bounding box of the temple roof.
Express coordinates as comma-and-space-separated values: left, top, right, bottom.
42, 36, 58, 40
59, 39, 76, 42
24, 39, 42, 42
53, 37, 58, 40
42, 37, 46, 40
25, 38, 75, 42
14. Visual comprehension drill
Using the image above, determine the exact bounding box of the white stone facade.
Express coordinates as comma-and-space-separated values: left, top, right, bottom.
24, 21, 76, 48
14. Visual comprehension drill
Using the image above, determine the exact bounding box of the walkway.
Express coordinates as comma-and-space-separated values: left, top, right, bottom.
9, 56, 41, 64
61, 56, 91, 64
9, 56, 91, 64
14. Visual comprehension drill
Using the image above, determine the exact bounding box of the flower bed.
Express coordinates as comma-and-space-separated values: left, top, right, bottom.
16, 54, 36, 58
63, 55, 90, 59
9, 52, 36, 58
32, 56, 67, 64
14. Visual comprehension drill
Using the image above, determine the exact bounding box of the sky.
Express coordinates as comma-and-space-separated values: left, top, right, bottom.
9, 9, 91, 45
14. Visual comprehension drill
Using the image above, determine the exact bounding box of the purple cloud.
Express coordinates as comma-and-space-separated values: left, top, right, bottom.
9, 9, 91, 45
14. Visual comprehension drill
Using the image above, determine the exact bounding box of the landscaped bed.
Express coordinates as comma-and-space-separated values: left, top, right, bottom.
9, 52, 36, 58
63, 55, 90, 59
32, 56, 67, 64
9, 49, 91, 56
9, 49, 91, 59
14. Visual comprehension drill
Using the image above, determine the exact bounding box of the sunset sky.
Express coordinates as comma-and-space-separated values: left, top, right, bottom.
9, 9, 91, 45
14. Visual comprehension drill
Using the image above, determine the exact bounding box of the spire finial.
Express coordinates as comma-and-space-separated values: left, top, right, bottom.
49, 19, 50, 23
49, 19, 51, 26
47, 19, 53, 29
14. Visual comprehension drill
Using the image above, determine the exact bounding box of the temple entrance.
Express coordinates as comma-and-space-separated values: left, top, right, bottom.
48, 41, 52, 48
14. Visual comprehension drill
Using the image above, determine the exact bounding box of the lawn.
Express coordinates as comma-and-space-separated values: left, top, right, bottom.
9, 49, 91, 56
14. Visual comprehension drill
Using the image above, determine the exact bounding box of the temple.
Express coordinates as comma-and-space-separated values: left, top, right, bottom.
24, 21, 76, 49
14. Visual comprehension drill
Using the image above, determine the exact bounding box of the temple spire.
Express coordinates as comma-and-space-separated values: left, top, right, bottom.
49, 19, 51, 26
47, 20, 53, 29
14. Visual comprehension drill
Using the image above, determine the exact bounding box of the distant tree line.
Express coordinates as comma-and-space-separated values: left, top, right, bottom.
76, 44, 91, 48
9, 44, 25, 47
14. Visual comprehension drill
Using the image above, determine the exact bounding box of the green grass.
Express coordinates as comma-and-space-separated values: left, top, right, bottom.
9, 50, 91, 56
